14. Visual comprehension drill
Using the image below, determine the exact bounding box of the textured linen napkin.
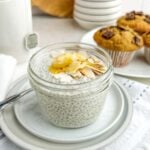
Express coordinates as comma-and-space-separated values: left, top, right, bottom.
0, 76, 150, 150
103, 76, 150, 150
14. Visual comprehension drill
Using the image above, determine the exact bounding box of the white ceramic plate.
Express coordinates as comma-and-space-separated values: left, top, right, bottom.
0, 75, 132, 150
74, 11, 121, 22
74, 5, 122, 15
81, 27, 150, 78
13, 83, 124, 143
76, 0, 121, 8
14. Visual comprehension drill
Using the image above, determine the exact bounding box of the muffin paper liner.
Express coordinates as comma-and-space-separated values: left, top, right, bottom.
144, 47, 150, 64
105, 49, 135, 67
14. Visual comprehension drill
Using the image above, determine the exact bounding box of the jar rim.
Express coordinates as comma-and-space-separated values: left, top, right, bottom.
28, 42, 113, 87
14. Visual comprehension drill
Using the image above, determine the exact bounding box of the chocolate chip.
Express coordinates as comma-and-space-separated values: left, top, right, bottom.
145, 15, 150, 18
135, 11, 143, 16
146, 31, 150, 35
125, 11, 143, 20
144, 15, 150, 23
126, 12, 135, 20
130, 11, 136, 14
132, 36, 141, 46
128, 11, 143, 15
102, 30, 114, 39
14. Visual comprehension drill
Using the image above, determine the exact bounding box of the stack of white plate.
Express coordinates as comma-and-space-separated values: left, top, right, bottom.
74, 0, 122, 29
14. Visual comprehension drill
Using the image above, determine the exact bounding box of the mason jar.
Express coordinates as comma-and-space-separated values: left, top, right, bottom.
28, 43, 113, 128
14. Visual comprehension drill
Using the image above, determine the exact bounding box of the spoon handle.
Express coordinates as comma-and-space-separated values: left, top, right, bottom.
0, 89, 32, 108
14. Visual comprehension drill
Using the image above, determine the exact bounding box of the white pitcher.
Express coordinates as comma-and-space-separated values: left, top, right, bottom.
0, 0, 38, 63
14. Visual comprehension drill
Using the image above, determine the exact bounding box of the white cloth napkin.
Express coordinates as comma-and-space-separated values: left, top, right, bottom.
0, 75, 150, 150
103, 76, 150, 150
0, 54, 17, 149
0, 54, 17, 101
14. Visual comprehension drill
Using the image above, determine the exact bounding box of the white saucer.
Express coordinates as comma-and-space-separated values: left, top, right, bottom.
0, 75, 133, 150
81, 27, 150, 78
13, 82, 124, 143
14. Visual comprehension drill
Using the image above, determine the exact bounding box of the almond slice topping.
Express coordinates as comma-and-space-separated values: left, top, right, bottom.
48, 52, 107, 79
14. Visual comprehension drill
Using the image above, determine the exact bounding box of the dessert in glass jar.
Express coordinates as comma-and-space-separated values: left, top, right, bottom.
28, 42, 113, 128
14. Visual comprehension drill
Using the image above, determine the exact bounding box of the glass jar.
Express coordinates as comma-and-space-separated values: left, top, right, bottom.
28, 43, 113, 128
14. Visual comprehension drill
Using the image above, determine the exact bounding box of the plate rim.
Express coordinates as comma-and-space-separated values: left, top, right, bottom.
80, 27, 150, 79
0, 75, 133, 150
13, 81, 125, 143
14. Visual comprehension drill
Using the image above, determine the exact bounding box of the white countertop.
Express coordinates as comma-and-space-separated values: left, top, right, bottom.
33, 16, 87, 45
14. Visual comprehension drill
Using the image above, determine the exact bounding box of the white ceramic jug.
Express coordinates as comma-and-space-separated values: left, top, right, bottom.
0, 0, 38, 63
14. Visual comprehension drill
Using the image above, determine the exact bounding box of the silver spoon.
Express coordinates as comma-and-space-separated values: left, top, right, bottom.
0, 88, 33, 108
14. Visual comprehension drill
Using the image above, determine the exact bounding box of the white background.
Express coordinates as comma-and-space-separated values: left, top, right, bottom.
123, 0, 150, 13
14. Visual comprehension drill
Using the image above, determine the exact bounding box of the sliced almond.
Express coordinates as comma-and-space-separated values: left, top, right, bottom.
93, 66, 106, 73
48, 51, 106, 79
87, 58, 94, 63
93, 70, 101, 75
92, 67, 106, 75
70, 71, 82, 79
79, 68, 95, 79
86, 62, 106, 72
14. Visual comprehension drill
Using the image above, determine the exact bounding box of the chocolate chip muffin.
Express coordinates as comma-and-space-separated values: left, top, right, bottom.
117, 11, 150, 34
143, 32, 150, 64
93, 25, 143, 67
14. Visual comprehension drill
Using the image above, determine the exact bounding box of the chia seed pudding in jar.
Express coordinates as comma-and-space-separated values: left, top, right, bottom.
28, 43, 113, 128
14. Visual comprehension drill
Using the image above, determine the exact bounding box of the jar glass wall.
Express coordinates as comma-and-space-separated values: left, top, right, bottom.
28, 43, 113, 128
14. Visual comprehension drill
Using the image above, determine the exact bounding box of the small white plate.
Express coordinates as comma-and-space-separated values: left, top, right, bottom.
0, 75, 132, 150
13, 83, 124, 143
81, 27, 150, 78
76, 0, 121, 8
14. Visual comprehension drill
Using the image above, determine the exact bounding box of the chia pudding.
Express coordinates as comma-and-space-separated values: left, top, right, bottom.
28, 43, 113, 128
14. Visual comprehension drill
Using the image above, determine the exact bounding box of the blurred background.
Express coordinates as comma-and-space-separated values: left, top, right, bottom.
32, 0, 150, 17
31, 0, 150, 47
